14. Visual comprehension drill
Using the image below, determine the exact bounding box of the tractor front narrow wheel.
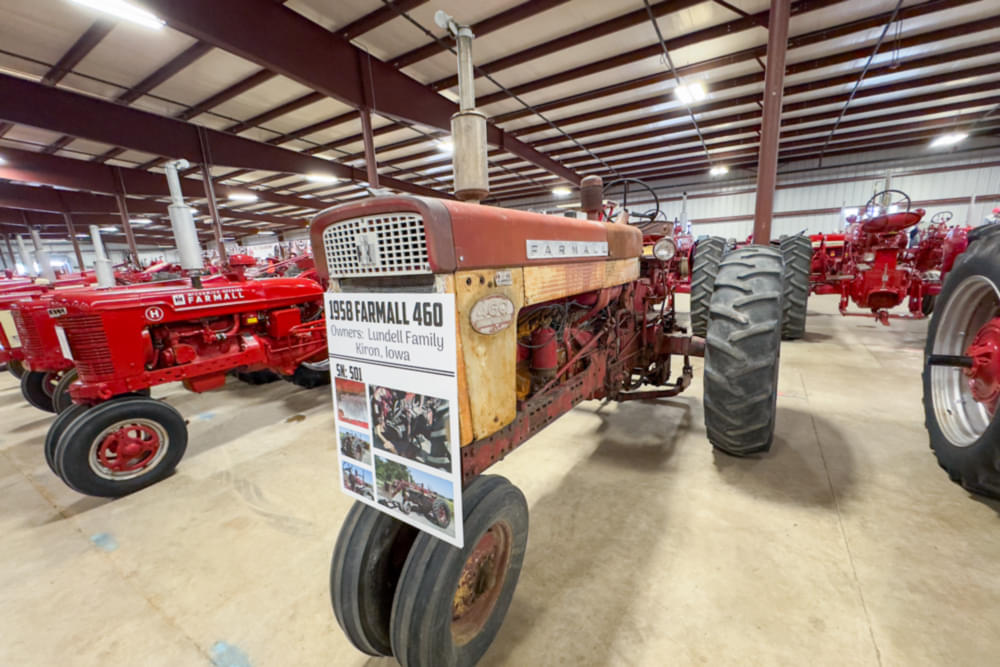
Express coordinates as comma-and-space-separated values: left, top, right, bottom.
8, 359, 25, 379
921, 294, 936, 317
430, 498, 452, 528
54, 396, 188, 497
51, 367, 78, 413
780, 235, 812, 340
45, 402, 90, 476
689, 236, 726, 337
703, 246, 784, 455
21, 370, 60, 413
390, 475, 528, 667
330, 502, 419, 656
234, 369, 281, 385
923, 232, 1000, 497
286, 359, 331, 389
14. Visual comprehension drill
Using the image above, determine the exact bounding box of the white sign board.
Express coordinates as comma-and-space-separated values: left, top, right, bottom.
325, 292, 463, 547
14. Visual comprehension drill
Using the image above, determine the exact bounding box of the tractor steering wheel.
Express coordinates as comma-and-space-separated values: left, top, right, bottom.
930, 211, 953, 224
864, 189, 911, 218
602, 178, 660, 223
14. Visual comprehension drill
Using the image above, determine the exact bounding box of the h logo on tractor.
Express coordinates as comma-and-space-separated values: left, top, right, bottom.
354, 232, 380, 268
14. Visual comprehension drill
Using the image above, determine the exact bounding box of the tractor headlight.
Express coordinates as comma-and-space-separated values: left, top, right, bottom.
653, 237, 677, 261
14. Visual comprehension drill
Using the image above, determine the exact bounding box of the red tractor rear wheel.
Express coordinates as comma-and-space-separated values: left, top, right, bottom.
390, 475, 528, 667
53, 396, 188, 497
330, 502, 419, 656
923, 230, 1000, 497
690, 236, 726, 337
703, 246, 784, 455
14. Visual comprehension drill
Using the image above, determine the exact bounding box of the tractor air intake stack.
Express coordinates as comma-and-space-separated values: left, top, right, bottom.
436, 10, 488, 203
580, 175, 603, 220
163, 159, 205, 286
89, 224, 116, 288
16, 234, 35, 277
29, 228, 56, 283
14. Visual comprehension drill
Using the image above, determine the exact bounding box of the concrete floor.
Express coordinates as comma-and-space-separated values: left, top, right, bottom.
1, 294, 998, 667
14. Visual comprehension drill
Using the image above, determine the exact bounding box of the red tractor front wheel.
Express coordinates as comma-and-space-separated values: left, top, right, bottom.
20, 369, 66, 413
53, 396, 188, 497
923, 228, 1000, 497
390, 475, 528, 667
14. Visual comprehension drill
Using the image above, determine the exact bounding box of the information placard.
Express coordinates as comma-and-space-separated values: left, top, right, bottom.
325, 292, 463, 547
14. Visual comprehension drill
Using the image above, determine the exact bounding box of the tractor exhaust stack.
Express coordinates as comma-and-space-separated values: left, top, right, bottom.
89, 224, 116, 288
29, 228, 56, 283
436, 10, 488, 203
163, 159, 203, 274
16, 234, 35, 277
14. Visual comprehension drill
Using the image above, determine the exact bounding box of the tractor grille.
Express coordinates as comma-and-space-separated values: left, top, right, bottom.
62, 314, 114, 378
10, 310, 42, 356
322, 213, 430, 278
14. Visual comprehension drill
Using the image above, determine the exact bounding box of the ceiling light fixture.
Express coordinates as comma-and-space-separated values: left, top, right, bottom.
709, 165, 729, 176
129, 218, 153, 224
227, 192, 259, 202
437, 139, 455, 154
306, 173, 340, 184
0, 156, 6, 165
551, 186, 572, 197
674, 82, 707, 105
100, 225, 118, 232
929, 132, 968, 148
70, 0, 165, 30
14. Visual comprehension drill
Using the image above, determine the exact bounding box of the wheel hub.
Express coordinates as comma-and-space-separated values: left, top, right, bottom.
95, 423, 163, 474
966, 317, 1000, 416
451, 521, 512, 646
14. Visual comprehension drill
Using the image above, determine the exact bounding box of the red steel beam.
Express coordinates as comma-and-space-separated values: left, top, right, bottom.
0, 74, 445, 199
389, 0, 572, 69
338, 0, 429, 40
0, 19, 114, 138
140, 0, 581, 185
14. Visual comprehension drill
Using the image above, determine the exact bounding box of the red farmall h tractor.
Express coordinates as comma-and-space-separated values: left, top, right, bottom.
922, 223, 1000, 496
39, 160, 330, 498
807, 189, 967, 325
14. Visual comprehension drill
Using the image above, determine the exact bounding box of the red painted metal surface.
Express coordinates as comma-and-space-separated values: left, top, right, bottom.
966, 317, 1000, 416
49, 274, 327, 403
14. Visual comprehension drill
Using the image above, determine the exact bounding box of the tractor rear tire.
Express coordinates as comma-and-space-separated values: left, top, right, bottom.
54, 396, 188, 497
52, 367, 78, 413
45, 403, 90, 476
922, 232, 1000, 498
390, 475, 527, 667
8, 359, 25, 379
234, 369, 281, 385
690, 236, 726, 337
21, 370, 57, 413
330, 501, 419, 656
703, 246, 784, 456
780, 235, 811, 340
286, 360, 330, 389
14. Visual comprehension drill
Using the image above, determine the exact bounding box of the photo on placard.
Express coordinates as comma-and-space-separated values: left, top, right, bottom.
334, 377, 369, 429
374, 455, 456, 538
341, 461, 374, 500
338, 424, 372, 466
369, 384, 452, 473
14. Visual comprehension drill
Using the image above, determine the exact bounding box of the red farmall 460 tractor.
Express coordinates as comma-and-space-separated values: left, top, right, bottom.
315, 17, 806, 663
41, 160, 330, 498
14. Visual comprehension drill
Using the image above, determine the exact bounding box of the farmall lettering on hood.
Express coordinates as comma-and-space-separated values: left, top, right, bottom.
171, 286, 247, 308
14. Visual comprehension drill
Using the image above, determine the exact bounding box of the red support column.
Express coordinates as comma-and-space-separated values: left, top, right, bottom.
752, 0, 791, 244
114, 168, 141, 266
63, 212, 86, 272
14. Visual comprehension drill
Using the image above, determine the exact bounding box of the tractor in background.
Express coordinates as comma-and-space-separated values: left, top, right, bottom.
806, 189, 956, 325
40, 160, 330, 498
